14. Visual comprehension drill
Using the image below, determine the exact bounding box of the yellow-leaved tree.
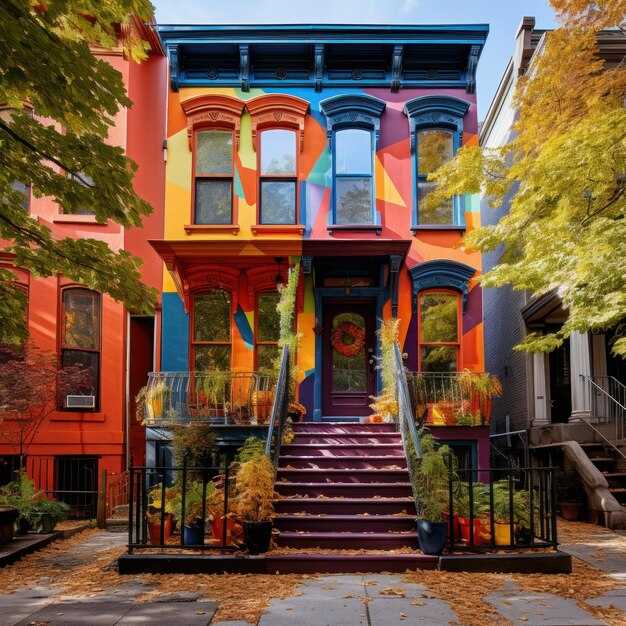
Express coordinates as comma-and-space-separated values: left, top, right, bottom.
425, 0, 626, 356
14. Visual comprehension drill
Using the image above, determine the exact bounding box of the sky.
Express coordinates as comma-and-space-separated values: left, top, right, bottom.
152, 0, 558, 120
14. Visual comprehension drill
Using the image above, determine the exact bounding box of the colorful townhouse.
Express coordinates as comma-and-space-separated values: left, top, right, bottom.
0, 18, 166, 515
148, 24, 491, 472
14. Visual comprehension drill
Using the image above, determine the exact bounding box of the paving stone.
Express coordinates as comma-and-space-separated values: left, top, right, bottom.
0, 588, 57, 626
258, 597, 368, 626
13, 601, 133, 625
367, 596, 460, 625
295, 576, 366, 598
586, 592, 626, 613
486, 589, 609, 625
118, 601, 217, 624
361, 574, 430, 598
155, 591, 202, 602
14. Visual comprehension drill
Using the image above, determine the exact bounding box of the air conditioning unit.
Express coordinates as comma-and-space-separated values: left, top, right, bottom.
66, 395, 96, 409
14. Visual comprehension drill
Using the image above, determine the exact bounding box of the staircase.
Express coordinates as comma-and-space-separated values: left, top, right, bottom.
270, 421, 437, 572
580, 441, 626, 506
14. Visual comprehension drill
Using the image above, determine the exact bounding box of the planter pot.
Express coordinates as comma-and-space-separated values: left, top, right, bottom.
515, 526, 533, 545
493, 522, 514, 546
458, 517, 488, 546
16, 516, 33, 535
32, 513, 56, 534
288, 412, 302, 423
210, 516, 237, 545
243, 520, 272, 554
183, 523, 204, 546
416, 520, 448, 555
559, 501, 583, 521
148, 513, 173, 545
0, 506, 18, 545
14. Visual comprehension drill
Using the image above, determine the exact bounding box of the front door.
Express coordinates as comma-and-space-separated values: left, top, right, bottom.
322, 303, 376, 417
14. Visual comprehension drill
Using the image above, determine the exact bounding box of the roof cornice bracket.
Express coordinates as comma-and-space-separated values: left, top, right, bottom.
391, 45, 403, 93
167, 44, 179, 92
240, 44, 250, 92
466, 45, 480, 94
314, 44, 325, 92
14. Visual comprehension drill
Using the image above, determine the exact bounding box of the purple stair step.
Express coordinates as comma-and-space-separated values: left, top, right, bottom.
274, 497, 416, 516
273, 514, 416, 533
275, 482, 413, 498
276, 469, 410, 484
280, 443, 404, 457
293, 423, 397, 434
278, 456, 407, 470
276, 531, 418, 550
266, 553, 437, 574
293, 434, 402, 445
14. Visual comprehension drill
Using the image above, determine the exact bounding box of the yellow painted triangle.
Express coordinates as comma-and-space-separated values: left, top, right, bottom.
375, 155, 406, 207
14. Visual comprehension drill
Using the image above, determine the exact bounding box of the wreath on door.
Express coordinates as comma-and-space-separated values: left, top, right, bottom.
331, 322, 366, 358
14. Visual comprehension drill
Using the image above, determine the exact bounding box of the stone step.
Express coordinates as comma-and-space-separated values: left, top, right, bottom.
292, 433, 402, 445
292, 422, 396, 433
280, 443, 405, 457
273, 514, 416, 533
276, 531, 418, 550
276, 468, 409, 484
275, 482, 413, 498
274, 497, 416, 516
278, 455, 407, 470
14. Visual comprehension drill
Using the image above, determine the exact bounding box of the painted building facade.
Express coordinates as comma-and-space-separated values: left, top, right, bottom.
0, 20, 166, 512
150, 24, 491, 469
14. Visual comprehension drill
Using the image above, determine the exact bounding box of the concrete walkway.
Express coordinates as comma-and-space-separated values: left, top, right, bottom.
0, 530, 624, 625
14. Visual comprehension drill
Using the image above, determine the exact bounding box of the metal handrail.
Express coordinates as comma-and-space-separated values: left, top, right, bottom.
580, 374, 626, 443
570, 416, 626, 462
265, 345, 290, 465
392, 343, 422, 507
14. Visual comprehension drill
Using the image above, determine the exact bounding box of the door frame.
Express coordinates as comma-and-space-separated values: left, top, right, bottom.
313, 287, 387, 421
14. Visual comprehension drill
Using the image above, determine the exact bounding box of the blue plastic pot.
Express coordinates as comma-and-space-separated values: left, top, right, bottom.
183, 523, 204, 546
416, 520, 448, 555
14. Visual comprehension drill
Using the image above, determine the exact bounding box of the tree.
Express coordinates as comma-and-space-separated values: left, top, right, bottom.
0, 0, 157, 343
425, 0, 626, 356
0, 344, 91, 469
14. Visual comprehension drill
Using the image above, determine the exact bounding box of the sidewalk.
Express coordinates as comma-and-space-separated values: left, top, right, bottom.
0, 525, 623, 626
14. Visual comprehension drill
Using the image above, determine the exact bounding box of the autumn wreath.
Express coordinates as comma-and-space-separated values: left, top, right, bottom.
331, 322, 365, 357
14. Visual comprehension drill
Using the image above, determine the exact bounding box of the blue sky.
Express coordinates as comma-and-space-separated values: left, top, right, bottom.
152, 0, 557, 120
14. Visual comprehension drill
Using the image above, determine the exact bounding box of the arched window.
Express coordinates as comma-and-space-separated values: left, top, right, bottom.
418, 290, 460, 372
61, 288, 100, 409
192, 289, 231, 371
259, 129, 297, 224
404, 96, 470, 229
255, 291, 280, 370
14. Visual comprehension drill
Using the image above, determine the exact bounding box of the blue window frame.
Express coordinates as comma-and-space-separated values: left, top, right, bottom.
320, 94, 386, 228
404, 96, 470, 230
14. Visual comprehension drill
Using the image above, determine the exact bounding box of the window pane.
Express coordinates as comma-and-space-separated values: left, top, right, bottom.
257, 344, 279, 371
196, 130, 232, 175
335, 129, 372, 175
420, 292, 458, 343
261, 129, 296, 175
418, 181, 453, 225
257, 292, 280, 342
68, 173, 95, 215
194, 345, 231, 371
260, 180, 296, 224
195, 180, 232, 224
420, 345, 457, 373
332, 313, 366, 392
194, 291, 231, 342
417, 129, 454, 174
62, 349, 98, 398
63, 290, 100, 350
336, 178, 372, 224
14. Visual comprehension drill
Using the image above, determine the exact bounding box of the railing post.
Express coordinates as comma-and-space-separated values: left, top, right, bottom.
96, 469, 107, 530
128, 466, 134, 553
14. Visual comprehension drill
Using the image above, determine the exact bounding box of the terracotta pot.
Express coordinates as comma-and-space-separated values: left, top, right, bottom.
148, 513, 173, 545
458, 517, 489, 546
559, 501, 583, 521
210, 516, 238, 545
0, 506, 18, 545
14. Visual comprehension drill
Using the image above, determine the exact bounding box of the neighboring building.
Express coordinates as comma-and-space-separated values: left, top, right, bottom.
0, 18, 166, 515
481, 18, 626, 526
148, 24, 492, 470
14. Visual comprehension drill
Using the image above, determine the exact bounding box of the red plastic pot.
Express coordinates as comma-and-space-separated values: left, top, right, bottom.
148, 513, 173, 545
458, 517, 489, 546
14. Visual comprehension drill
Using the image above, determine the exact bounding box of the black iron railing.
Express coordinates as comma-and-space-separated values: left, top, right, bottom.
127, 459, 239, 552
447, 465, 558, 551
265, 345, 290, 466
143, 371, 275, 427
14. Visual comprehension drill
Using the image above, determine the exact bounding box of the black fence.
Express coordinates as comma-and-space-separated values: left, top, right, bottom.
128, 459, 238, 553
447, 465, 557, 551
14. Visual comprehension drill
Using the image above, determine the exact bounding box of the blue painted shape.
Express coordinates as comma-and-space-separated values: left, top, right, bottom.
408, 259, 476, 313
161, 292, 189, 371
404, 96, 470, 228
234, 305, 253, 350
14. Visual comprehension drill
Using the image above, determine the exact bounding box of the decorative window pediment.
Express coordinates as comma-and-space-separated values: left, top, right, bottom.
245, 94, 310, 152
403, 96, 469, 150
180, 94, 246, 150
320, 94, 386, 150
409, 259, 475, 312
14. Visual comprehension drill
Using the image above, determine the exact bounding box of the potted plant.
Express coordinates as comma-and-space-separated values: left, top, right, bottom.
0, 473, 40, 534
491, 481, 532, 545
235, 438, 276, 554
455, 481, 490, 546
147, 483, 180, 544
458, 371, 502, 424
30, 497, 70, 534
413, 434, 453, 555
206, 476, 240, 546
556, 468, 585, 520
179, 479, 214, 546
0, 506, 19, 544
287, 402, 306, 423
368, 388, 399, 423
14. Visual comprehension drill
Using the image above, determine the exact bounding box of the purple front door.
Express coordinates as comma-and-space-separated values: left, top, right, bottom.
322, 303, 376, 417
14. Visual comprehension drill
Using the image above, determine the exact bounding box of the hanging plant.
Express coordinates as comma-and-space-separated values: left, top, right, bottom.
331, 322, 365, 357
